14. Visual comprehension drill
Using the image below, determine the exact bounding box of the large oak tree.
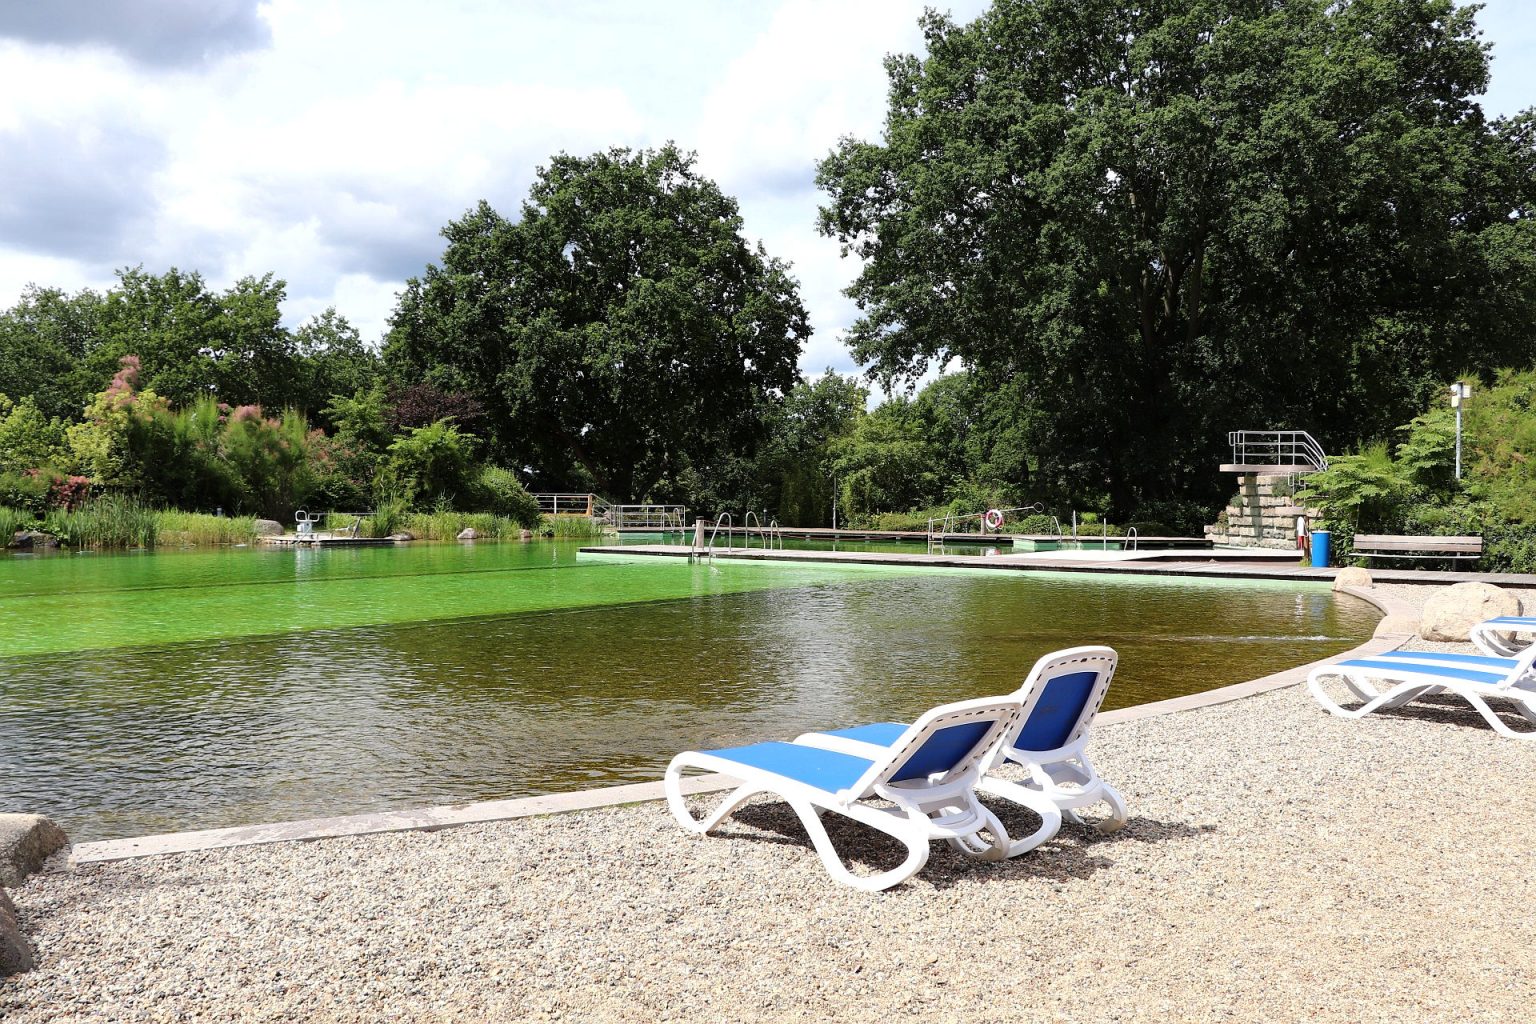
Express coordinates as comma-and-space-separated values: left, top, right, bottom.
818, 0, 1536, 516
385, 145, 810, 500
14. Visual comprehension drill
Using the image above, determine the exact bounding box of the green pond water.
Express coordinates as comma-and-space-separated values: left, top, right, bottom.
0, 540, 1378, 841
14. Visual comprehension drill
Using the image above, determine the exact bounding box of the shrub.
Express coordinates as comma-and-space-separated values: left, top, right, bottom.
474, 466, 541, 526
376, 420, 478, 509
0, 395, 69, 473
1010, 513, 1061, 535
1127, 499, 1213, 537
0, 471, 52, 514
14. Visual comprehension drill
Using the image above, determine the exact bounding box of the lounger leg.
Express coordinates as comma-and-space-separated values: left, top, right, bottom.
974, 776, 1063, 857
1092, 782, 1129, 833
664, 762, 768, 834
1307, 671, 1434, 720
790, 799, 931, 893
941, 800, 1013, 862
1464, 693, 1536, 739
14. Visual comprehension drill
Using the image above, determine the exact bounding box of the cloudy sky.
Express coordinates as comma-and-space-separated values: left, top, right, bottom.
0, 0, 1530, 379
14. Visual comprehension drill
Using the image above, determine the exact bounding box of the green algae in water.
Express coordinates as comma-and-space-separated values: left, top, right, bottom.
0, 542, 1379, 840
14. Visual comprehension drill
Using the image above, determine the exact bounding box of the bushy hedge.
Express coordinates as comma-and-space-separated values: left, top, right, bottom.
1301, 368, 1536, 572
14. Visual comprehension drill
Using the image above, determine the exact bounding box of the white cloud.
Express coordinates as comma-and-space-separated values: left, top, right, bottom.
0, 0, 1527, 382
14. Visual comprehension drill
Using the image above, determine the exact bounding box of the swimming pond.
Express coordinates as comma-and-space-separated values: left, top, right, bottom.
0, 541, 1378, 840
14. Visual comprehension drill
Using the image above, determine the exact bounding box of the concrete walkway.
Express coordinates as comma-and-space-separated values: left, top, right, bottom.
594, 542, 1536, 586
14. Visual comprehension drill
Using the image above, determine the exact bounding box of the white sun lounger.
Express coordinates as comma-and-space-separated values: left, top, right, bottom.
795, 646, 1127, 859
1470, 616, 1536, 658
1307, 646, 1536, 738
665, 696, 1021, 892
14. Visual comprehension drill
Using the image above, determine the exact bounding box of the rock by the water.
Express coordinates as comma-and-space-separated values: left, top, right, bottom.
519, 529, 533, 542
1333, 567, 1373, 591
457, 527, 479, 541
0, 887, 32, 976
0, 814, 68, 887
251, 519, 283, 536
1419, 582, 1522, 642
9, 531, 59, 550
387, 531, 415, 541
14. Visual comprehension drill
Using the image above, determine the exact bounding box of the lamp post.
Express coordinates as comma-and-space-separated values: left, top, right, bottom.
1450, 382, 1472, 480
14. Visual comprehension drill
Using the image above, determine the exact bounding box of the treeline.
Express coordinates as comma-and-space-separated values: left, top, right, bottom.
6, 1, 1536, 540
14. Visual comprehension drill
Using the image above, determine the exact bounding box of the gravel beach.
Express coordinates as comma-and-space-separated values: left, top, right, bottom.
6, 580, 1536, 1023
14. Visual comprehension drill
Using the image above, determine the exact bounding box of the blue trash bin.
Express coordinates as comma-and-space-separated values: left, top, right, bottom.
1310, 530, 1331, 568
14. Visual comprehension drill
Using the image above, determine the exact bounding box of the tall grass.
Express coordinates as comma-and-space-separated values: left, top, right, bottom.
400, 511, 525, 540
541, 514, 607, 539
153, 510, 259, 547
42, 497, 158, 548
1, 506, 38, 541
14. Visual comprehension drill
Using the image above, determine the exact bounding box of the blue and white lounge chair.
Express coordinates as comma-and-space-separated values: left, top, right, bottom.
1307, 645, 1536, 738
665, 697, 1021, 892
1470, 616, 1536, 658
796, 646, 1127, 859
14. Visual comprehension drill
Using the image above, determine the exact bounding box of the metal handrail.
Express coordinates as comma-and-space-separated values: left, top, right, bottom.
1226, 431, 1328, 471
610, 504, 687, 531
533, 492, 610, 517
706, 513, 734, 554
1125, 526, 1138, 551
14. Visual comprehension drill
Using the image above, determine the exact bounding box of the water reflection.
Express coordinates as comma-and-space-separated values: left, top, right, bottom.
0, 546, 1377, 840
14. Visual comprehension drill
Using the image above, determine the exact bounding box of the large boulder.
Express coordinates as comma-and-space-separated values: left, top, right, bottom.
0, 816, 67, 888
0, 887, 32, 976
0, 815, 67, 888
9, 531, 59, 551
1334, 567, 1373, 591
1419, 583, 1523, 642
251, 519, 284, 536
457, 527, 479, 541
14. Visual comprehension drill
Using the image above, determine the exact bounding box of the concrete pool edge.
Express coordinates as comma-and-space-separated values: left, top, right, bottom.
67, 585, 1412, 867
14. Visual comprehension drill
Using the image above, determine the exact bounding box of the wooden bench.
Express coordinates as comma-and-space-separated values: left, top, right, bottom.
1351, 534, 1483, 564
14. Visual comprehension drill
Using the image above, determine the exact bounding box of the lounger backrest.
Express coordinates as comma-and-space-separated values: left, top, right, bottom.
1007, 646, 1118, 756
852, 697, 1020, 795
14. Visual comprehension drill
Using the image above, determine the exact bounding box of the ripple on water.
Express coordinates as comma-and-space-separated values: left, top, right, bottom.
0, 542, 1379, 839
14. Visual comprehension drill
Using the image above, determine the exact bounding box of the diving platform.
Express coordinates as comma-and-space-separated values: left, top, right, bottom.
1222, 431, 1328, 475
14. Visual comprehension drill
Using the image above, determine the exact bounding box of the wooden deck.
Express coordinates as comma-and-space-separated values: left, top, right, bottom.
260, 535, 397, 548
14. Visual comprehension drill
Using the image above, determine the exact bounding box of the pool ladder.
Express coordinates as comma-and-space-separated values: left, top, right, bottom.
692, 511, 783, 563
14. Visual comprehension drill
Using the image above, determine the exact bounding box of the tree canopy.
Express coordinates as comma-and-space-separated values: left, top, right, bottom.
817, 0, 1536, 516
385, 144, 810, 500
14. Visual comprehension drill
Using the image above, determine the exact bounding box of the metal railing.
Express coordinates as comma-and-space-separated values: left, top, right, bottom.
928, 503, 1047, 554
1226, 431, 1328, 472
704, 513, 734, 555
532, 493, 612, 518
609, 504, 687, 532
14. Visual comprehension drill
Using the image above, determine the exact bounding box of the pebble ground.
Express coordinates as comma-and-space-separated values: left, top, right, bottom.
6, 581, 1536, 1022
